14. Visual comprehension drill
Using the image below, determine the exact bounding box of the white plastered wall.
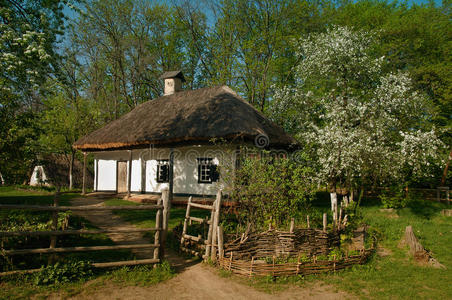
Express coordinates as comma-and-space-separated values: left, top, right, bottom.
93, 145, 236, 196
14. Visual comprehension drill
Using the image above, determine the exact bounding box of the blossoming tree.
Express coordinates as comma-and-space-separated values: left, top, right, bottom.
271, 26, 444, 211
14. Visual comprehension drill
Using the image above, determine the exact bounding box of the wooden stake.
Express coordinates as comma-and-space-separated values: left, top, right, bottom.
211, 190, 222, 261
181, 196, 192, 244
323, 213, 327, 232
205, 199, 216, 258
82, 152, 87, 195
250, 256, 254, 277
306, 215, 310, 228
217, 225, 224, 259
127, 150, 132, 199
161, 188, 170, 259
169, 148, 174, 201
154, 197, 162, 260
289, 218, 294, 233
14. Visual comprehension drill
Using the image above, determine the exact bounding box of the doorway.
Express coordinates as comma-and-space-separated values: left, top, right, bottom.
117, 161, 128, 193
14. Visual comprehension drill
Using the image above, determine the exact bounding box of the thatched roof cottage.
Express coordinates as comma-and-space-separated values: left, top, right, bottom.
73, 71, 296, 198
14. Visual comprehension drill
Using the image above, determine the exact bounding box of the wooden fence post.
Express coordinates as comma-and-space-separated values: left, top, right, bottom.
154, 197, 162, 261
211, 190, 222, 261
306, 215, 310, 229
127, 150, 132, 199
181, 196, 192, 244
161, 188, 170, 260
217, 225, 224, 259
205, 199, 216, 259
289, 218, 294, 233
82, 152, 87, 195
49, 189, 60, 264
323, 213, 327, 232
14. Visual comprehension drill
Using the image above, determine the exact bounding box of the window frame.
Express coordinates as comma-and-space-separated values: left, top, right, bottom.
156, 159, 169, 183
197, 158, 216, 184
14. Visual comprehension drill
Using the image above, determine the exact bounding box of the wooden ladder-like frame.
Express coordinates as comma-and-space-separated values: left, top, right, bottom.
180, 190, 223, 261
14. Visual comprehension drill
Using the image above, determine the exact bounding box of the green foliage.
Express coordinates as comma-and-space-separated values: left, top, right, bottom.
33, 260, 94, 286
224, 150, 316, 229
379, 187, 423, 209
104, 262, 174, 286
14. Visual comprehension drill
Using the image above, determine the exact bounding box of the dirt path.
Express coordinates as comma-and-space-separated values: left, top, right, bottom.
70, 196, 153, 259
68, 196, 353, 300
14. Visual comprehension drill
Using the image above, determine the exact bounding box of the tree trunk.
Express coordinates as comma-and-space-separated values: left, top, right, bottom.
440, 149, 452, 186
330, 192, 338, 225
69, 151, 75, 190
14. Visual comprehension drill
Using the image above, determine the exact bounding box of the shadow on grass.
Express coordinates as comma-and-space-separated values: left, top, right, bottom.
406, 199, 447, 219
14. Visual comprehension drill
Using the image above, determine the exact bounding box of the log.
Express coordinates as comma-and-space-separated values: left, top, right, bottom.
217, 225, 224, 258
404, 225, 445, 268
183, 234, 204, 243
0, 228, 159, 237
3, 243, 159, 255
0, 204, 163, 211
211, 190, 222, 261
154, 197, 162, 260
0, 259, 161, 277
181, 196, 192, 244
93, 258, 159, 268
189, 202, 214, 210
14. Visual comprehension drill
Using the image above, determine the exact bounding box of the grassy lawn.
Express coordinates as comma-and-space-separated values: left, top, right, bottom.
104, 198, 211, 230
240, 198, 451, 300
0, 186, 174, 299
320, 199, 452, 299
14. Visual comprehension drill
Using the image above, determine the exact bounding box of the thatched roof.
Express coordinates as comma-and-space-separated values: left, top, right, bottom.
73, 85, 297, 151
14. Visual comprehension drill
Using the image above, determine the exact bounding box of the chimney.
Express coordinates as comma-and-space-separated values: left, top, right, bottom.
160, 70, 186, 96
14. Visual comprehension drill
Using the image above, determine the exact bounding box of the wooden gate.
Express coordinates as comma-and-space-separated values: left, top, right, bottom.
117, 161, 128, 193
180, 190, 224, 261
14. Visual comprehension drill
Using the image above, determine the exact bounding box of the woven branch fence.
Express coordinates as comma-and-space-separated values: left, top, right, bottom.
218, 249, 373, 277
218, 228, 373, 277
223, 228, 340, 260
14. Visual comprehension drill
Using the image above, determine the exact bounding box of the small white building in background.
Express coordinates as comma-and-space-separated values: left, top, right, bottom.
73, 71, 296, 198
29, 165, 50, 186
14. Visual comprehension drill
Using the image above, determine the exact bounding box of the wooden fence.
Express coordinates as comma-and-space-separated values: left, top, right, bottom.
0, 188, 171, 277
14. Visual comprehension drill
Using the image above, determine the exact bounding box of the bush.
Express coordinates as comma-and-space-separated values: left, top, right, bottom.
223, 149, 316, 229
33, 260, 94, 285
379, 186, 421, 209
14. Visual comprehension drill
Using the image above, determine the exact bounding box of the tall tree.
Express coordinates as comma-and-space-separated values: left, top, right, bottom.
271, 26, 444, 205
0, 0, 67, 183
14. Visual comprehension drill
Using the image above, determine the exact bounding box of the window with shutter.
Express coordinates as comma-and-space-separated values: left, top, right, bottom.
197, 158, 218, 183
156, 160, 169, 183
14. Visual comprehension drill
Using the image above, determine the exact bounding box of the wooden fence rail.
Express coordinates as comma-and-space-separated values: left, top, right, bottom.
0, 188, 170, 276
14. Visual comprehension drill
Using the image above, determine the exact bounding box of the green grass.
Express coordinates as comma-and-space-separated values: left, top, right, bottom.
104, 199, 210, 230
320, 199, 452, 299
241, 198, 452, 299
0, 262, 175, 300
0, 186, 174, 299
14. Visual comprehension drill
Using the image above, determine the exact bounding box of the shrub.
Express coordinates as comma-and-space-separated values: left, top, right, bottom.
379, 186, 421, 209
33, 260, 94, 285
223, 149, 316, 230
